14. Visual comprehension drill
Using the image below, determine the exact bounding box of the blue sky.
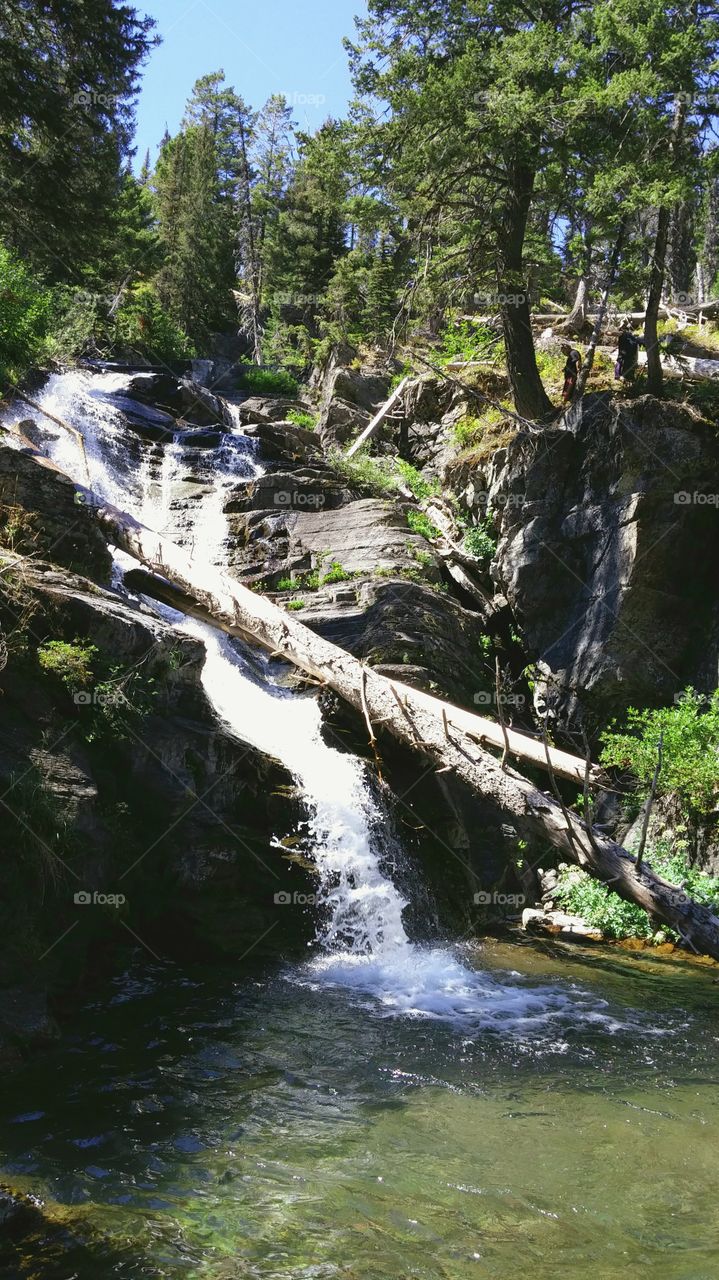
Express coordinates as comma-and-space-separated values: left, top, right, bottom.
132, 0, 367, 166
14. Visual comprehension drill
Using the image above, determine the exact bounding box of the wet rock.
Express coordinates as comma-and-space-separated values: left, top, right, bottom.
0, 440, 111, 581
522, 907, 604, 941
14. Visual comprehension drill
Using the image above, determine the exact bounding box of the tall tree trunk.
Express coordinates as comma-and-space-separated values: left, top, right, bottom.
497, 159, 553, 421
236, 123, 262, 364
575, 220, 627, 399
646, 97, 688, 396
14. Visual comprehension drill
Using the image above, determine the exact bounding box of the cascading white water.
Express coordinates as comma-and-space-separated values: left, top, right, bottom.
1, 368, 635, 1029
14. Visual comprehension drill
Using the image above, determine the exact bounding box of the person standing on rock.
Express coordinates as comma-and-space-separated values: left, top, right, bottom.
561, 343, 582, 403
615, 323, 642, 382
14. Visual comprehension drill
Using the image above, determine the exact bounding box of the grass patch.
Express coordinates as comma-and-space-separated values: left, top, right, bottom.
275, 560, 356, 593
236, 367, 299, 398
287, 408, 318, 431
285, 598, 306, 611
328, 450, 441, 502
406, 509, 440, 541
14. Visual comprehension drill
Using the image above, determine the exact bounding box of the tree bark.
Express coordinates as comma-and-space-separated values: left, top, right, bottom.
497, 159, 554, 421
645, 97, 688, 396
575, 220, 627, 399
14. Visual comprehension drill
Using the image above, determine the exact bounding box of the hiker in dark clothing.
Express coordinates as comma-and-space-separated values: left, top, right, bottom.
615, 323, 642, 381
561, 342, 582, 403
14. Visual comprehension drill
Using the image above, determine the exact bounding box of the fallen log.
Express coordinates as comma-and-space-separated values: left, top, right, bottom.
11, 438, 719, 958
344, 377, 410, 458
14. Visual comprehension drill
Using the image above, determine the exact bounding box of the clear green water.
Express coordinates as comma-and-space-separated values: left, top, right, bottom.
3, 938, 719, 1279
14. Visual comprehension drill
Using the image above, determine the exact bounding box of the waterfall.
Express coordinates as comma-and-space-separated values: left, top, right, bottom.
1, 368, 634, 1029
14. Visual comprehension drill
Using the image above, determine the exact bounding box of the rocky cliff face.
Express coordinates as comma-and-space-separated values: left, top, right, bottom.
449, 393, 719, 724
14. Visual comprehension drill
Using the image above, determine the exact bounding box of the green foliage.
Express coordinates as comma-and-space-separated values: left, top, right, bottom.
285, 599, 306, 611
0, 244, 52, 386
37, 640, 97, 691
555, 842, 719, 941
328, 449, 397, 496
275, 559, 355, 592
600, 690, 719, 815
36, 638, 159, 743
287, 408, 318, 430
113, 283, 195, 362
439, 319, 500, 365
0, 2, 156, 277
406, 509, 439, 541
395, 458, 440, 501
463, 523, 497, 561
236, 367, 299, 397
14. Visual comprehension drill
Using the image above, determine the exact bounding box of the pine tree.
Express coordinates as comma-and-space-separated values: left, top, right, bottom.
0, 0, 156, 278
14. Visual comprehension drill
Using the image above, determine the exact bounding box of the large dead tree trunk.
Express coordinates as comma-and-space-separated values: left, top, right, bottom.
89, 504, 719, 958
11, 442, 719, 957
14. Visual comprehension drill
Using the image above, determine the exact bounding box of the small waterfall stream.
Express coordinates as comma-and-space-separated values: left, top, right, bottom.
2, 368, 631, 1026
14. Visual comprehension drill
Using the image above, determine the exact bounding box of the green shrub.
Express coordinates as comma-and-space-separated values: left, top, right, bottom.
439, 318, 499, 365
395, 458, 440, 500
600, 689, 719, 816
285, 598, 306, 611
113, 283, 195, 363
406, 509, 439, 541
0, 243, 52, 386
37, 639, 97, 691
287, 408, 318, 430
463, 523, 497, 561
236, 366, 299, 397
555, 841, 719, 940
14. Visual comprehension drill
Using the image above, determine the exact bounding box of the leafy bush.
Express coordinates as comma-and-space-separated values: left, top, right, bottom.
406, 509, 439, 541
463, 523, 497, 561
285, 598, 306, 611
113, 283, 195, 363
236, 366, 299, 397
395, 458, 440, 500
328, 449, 397, 496
555, 841, 719, 940
439, 318, 499, 365
37, 639, 97, 691
0, 243, 52, 386
287, 408, 318, 430
600, 689, 719, 816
